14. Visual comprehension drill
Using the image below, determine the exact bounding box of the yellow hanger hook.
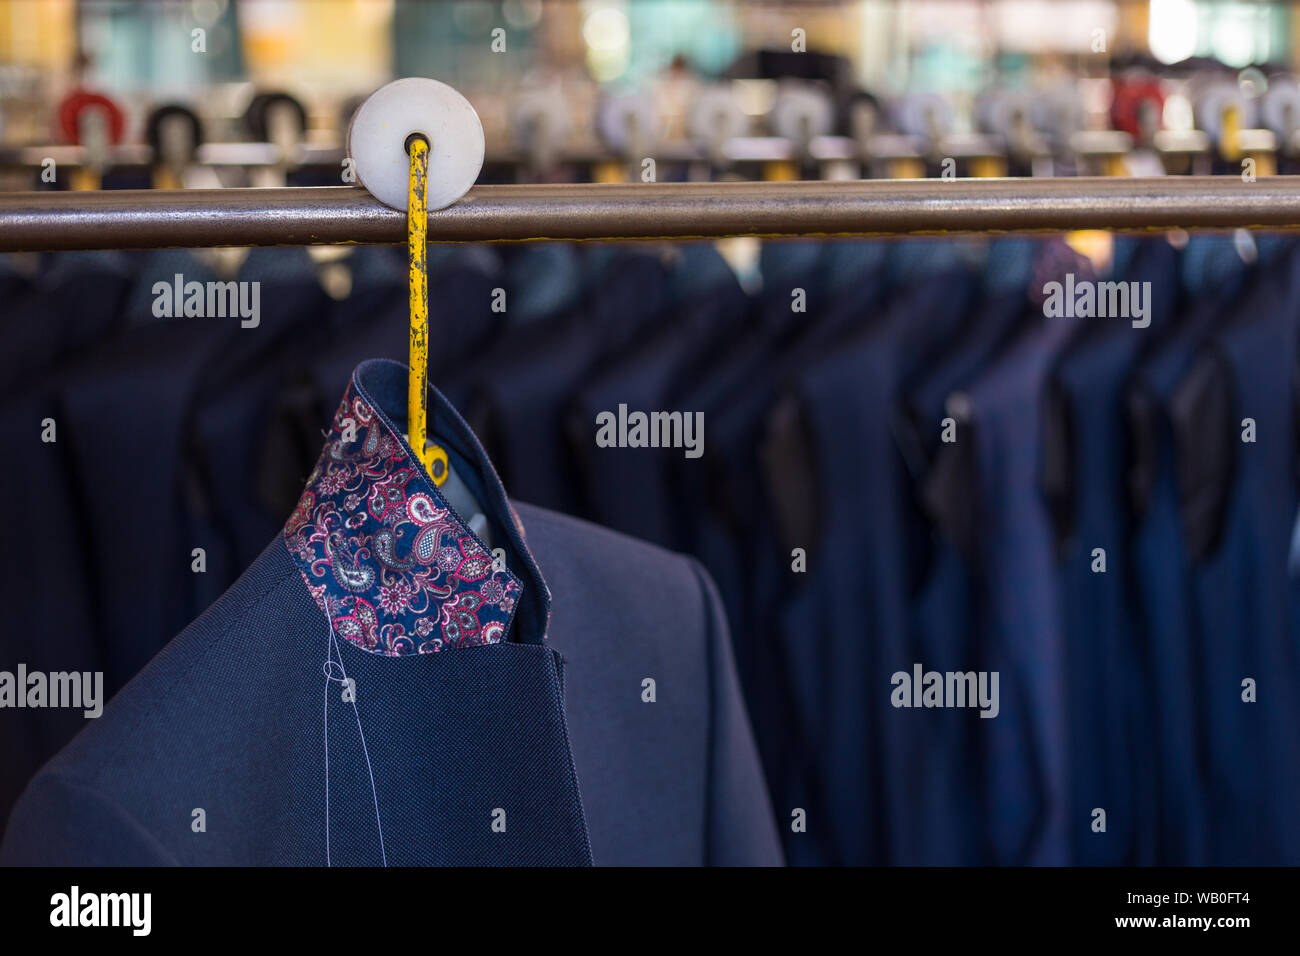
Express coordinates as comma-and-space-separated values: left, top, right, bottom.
406, 134, 448, 487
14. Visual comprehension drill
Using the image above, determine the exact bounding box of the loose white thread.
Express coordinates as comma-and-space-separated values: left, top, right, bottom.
322, 619, 388, 867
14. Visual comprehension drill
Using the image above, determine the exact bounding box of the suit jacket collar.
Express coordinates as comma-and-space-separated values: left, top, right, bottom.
283, 359, 551, 654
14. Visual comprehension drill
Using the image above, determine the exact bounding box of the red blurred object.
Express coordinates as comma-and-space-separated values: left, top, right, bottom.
57, 90, 127, 145
1111, 75, 1165, 142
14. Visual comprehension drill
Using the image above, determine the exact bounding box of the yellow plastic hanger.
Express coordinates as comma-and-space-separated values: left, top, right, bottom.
406, 134, 449, 487
1064, 122, 1123, 274
70, 107, 107, 192
1220, 102, 1242, 163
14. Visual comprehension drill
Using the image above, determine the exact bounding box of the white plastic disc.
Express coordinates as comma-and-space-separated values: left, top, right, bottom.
1262, 74, 1300, 136
1195, 82, 1257, 145
511, 86, 572, 153
893, 91, 953, 142
1031, 83, 1083, 141
596, 91, 659, 154
770, 82, 833, 142
977, 89, 1036, 140
687, 85, 747, 146
347, 77, 485, 212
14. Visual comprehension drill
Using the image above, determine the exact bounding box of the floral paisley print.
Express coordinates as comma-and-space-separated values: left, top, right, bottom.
283, 383, 522, 655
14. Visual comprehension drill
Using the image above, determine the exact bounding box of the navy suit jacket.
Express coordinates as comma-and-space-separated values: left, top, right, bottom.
2, 360, 782, 866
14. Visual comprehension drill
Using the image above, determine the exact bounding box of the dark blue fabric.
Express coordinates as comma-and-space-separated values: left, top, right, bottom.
1050, 238, 1179, 866
895, 239, 1039, 866
672, 240, 890, 865
191, 248, 331, 578
1181, 240, 1300, 864
461, 248, 669, 516
1, 539, 593, 866
0, 250, 218, 831
520, 504, 783, 866
0, 251, 131, 401
965, 310, 1076, 866
1126, 236, 1253, 865
0, 372, 101, 832
494, 244, 585, 327
57, 252, 237, 692
570, 245, 751, 550
761, 248, 980, 865
677, 240, 888, 651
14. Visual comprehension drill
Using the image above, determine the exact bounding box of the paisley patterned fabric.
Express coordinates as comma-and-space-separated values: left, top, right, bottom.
283, 381, 523, 655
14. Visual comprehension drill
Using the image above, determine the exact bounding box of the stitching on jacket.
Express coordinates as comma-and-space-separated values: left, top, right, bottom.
688, 557, 721, 865
537, 646, 595, 865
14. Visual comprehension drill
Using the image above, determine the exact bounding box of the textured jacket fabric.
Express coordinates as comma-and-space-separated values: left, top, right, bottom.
2, 359, 781, 866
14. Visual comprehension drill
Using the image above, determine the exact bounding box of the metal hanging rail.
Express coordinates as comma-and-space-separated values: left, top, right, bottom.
1, 177, 1299, 251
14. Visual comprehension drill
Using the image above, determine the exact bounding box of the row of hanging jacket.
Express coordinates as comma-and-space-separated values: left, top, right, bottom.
2, 229, 1299, 864
437, 230, 1300, 866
